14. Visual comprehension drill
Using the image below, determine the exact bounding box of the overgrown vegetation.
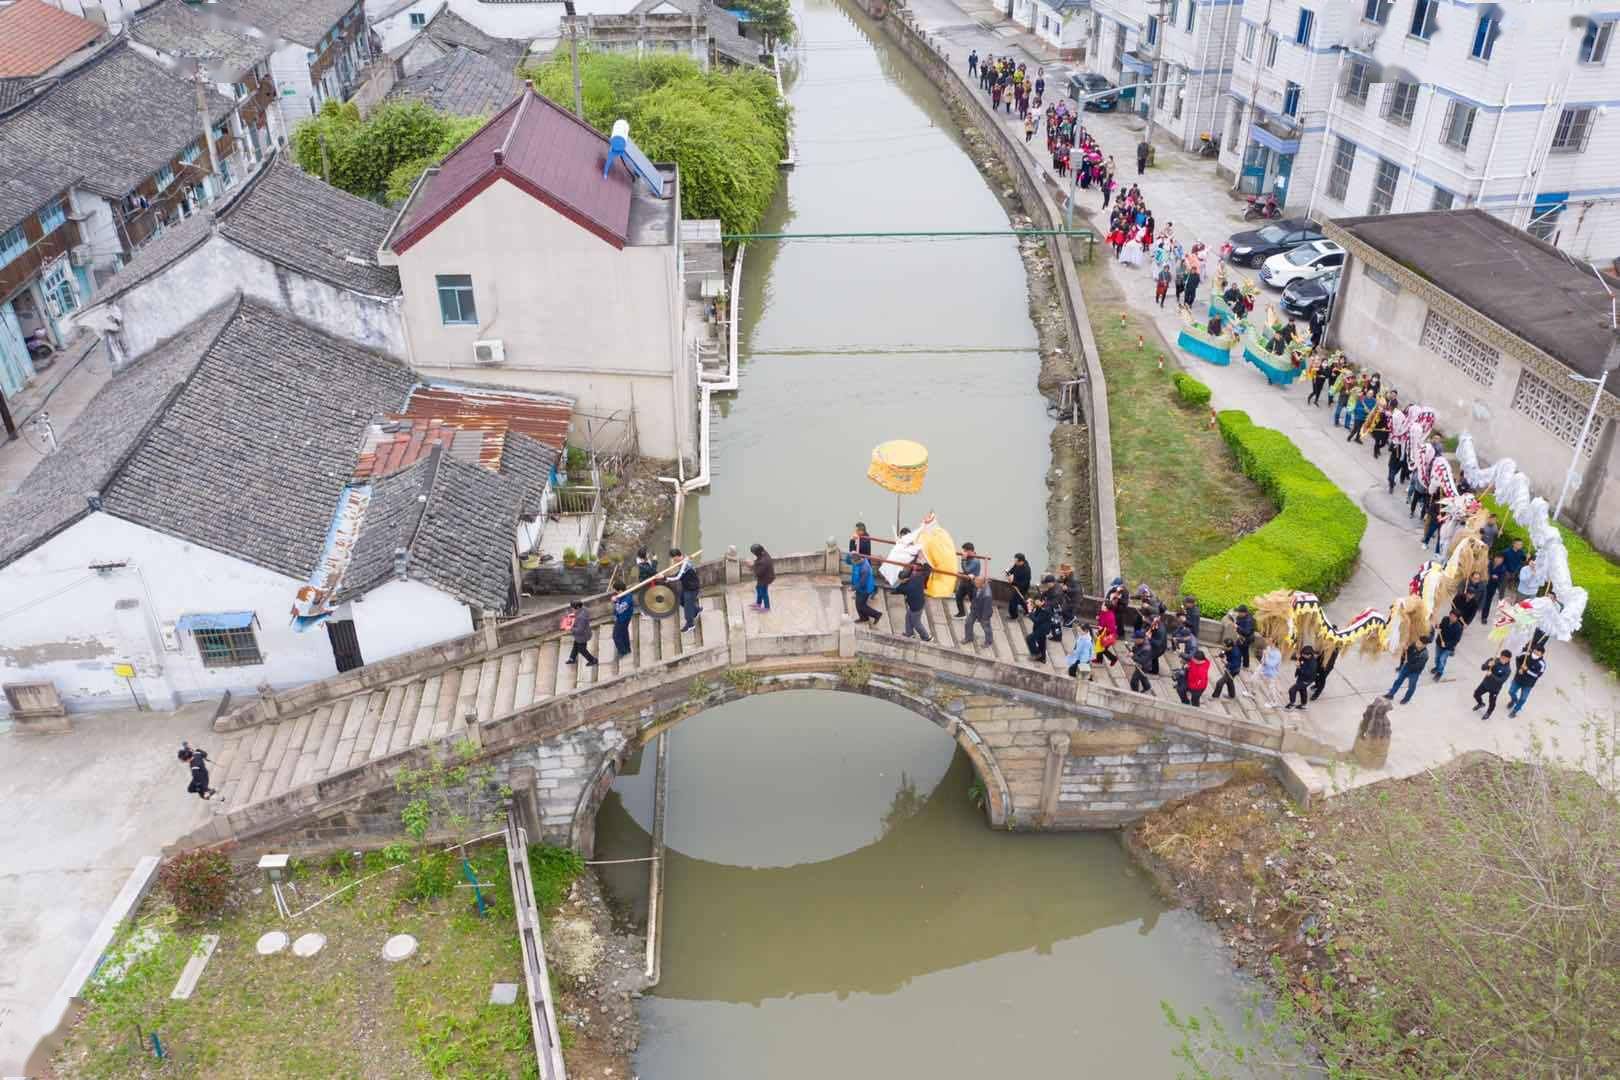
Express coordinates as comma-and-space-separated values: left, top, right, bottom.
1155, 727, 1620, 1078
528, 843, 585, 910
523, 51, 788, 234
157, 849, 234, 921
1079, 262, 1273, 599
1180, 410, 1366, 616
1484, 492, 1620, 673
736, 0, 796, 46
290, 100, 485, 204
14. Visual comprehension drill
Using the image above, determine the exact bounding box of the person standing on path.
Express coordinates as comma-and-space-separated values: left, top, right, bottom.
1065, 624, 1095, 677
1005, 552, 1032, 618
898, 561, 932, 642
1101, 171, 1115, 208
1310, 643, 1339, 700
851, 555, 882, 625
1129, 631, 1155, 694
1431, 611, 1464, 680
1027, 596, 1056, 662
1136, 139, 1149, 175
1232, 604, 1256, 667
636, 547, 659, 582
1481, 552, 1508, 620
1255, 637, 1283, 706
1283, 646, 1318, 710
1385, 636, 1431, 704
1452, 570, 1485, 625
1499, 538, 1528, 599
748, 543, 775, 612
612, 589, 635, 658
968, 49, 978, 78
178, 744, 218, 800
1178, 650, 1211, 706
1307, 362, 1328, 406
1472, 650, 1513, 719
962, 577, 995, 649
1154, 263, 1171, 307
1210, 639, 1243, 700
1507, 645, 1546, 717
955, 542, 983, 617
1094, 613, 1120, 667
669, 548, 702, 632
565, 600, 598, 667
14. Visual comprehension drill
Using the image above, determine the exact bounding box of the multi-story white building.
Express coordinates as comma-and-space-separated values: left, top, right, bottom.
1217, 0, 1620, 259
1085, 0, 1243, 150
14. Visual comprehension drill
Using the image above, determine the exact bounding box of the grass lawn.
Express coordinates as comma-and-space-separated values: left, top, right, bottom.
55, 844, 579, 1079
1079, 259, 1273, 599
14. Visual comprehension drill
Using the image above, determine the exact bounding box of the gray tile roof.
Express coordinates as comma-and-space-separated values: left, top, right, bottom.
0, 76, 43, 113
0, 40, 235, 230
335, 453, 435, 604
387, 44, 518, 118
407, 453, 522, 612
499, 431, 558, 519
212, 0, 359, 49
214, 154, 402, 296
0, 301, 238, 568
101, 300, 419, 582
710, 8, 764, 67
416, 8, 529, 70
88, 208, 214, 301
128, 0, 274, 80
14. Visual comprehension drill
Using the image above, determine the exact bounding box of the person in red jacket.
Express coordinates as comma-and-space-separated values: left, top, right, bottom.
1177, 649, 1212, 707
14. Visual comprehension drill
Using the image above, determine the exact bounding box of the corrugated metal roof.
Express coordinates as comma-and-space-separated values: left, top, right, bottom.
354, 416, 497, 479
402, 382, 575, 451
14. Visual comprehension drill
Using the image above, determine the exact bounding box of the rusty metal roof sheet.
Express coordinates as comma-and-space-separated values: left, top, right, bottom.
402, 382, 574, 452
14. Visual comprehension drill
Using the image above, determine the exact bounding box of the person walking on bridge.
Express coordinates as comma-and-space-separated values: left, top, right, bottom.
612, 589, 635, 658
669, 548, 702, 633
963, 577, 995, 650
1005, 553, 1032, 619
851, 556, 882, 625
748, 543, 775, 612
898, 560, 932, 642
565, 600, 598, 667
955, 542, 984, 617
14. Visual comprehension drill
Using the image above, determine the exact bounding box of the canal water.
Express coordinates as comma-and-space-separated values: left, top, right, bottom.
595, 0, 1248, 1074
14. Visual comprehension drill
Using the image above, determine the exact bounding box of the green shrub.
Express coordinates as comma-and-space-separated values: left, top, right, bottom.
157, 850, 234, 921
528, 844, 584, 910
403, 850, 456, 902
1172, 372, 1211, 407
1180, 410, 1367, 615
1482, 494, 1620, 673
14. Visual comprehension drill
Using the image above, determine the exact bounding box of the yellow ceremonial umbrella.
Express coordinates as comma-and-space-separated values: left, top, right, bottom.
868, 439, 928, 532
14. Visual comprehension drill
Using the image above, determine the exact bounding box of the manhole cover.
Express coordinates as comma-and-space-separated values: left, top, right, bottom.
382, 934, 418, 962
292, 933, 326, 957
255, 931, 289, 956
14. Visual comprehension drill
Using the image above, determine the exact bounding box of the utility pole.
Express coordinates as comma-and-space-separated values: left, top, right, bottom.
194, 68, 221, 197
566, 0, 584, 119
317, 131, 331, 183
1143, 0, 1168, 151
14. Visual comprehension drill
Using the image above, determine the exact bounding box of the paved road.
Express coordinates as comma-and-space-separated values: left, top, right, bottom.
900, 0, 1620, 787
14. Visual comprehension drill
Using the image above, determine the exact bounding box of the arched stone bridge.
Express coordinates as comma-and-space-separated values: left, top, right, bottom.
179, 549, 1342, 856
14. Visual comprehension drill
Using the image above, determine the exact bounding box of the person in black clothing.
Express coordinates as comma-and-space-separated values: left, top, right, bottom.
1452, 571, 1486, 625
848, 522, 874, 564
1210, 639, 1243, 700
898, 562, 933, 641
1129, 633, 1154, 694
1481, 553, 1508, 621
1385, 636, 1431, 704
1005, 553, 1032, 618
1310, 643, 1339, 700
1180, 595, 1201, 639
1232, 605, 1256, 668
1472, 650, 1513, 719
1027, 598, 1056, 662
1284, 646, 1318, 710
669, 548, 702, 632
1386, 441, 1405, 494
1307, 365, 1328, 406
1431, 611, 1465, 680
178, 743, 218, 800
1147, 615, 1167, 675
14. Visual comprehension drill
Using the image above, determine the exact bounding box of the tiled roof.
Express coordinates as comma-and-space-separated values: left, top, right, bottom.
101, 301, 419, 582
709, 5, 764, 66
335, 454, 435, 604
499, 431, 558, 519
416, 7, 528, 70
211, 0, 359, 49
88, 207, 214, 300
401, 382, 574, 449
0, 0, 103, 78
389, 87, 633, 254
129, 0, 276, 79
0, 40, 234, 229
405, 453, 523, 611
214, 155, 402, 296
0, 76, 45, 113
388, 45, 519, 117
0, 301, 238, 568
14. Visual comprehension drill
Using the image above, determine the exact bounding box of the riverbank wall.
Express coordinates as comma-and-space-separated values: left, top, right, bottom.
850, 0, 1121, 591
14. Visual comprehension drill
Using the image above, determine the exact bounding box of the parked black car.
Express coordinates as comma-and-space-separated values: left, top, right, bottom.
1281, 269, 1340, 319
1226, 218, 1323, 268
1068, 72, 1118, 111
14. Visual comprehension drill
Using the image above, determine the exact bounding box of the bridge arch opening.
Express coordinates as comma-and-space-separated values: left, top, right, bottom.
569, 673, 1013, 858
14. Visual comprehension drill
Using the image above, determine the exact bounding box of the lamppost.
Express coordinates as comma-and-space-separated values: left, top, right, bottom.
1551, 331, 1620, 522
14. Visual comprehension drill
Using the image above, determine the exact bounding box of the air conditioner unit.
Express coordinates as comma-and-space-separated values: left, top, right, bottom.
69, 245, 92, 267
473, 338, 505, 365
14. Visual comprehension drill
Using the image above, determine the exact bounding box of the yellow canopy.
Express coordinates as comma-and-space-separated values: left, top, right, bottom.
916, 521, 960, 599
868, 440, 928, 495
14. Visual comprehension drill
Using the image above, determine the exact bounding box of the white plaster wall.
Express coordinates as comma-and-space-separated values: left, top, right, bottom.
270, 43, 320, 122
70, 189, 123, 285
0, 513, 338, 712
349, 577, 475, 662
391, 177, 688, 457
95, 234, 405, 360
372, 0, 445, 53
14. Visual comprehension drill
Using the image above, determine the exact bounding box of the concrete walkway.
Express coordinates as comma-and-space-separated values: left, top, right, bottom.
901, 0, 1619, 787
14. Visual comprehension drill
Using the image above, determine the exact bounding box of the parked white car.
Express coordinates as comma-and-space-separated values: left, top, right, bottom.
1259, 240, 1345, 289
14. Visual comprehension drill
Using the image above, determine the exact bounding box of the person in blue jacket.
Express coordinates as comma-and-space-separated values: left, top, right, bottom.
612, 589, 635, 658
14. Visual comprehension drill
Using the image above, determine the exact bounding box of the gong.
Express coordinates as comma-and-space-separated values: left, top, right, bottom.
642, 583, 678, 619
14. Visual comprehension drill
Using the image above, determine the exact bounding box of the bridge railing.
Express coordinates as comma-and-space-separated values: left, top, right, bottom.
505, 807, 569, 1080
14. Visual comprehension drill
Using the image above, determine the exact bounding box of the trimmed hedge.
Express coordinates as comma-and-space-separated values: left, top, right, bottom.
1180, 410, 1367, 615
1173, 372, 1212, 407
1482, 494, 1620, 673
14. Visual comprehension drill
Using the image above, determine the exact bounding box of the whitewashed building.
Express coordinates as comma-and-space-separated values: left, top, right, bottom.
0, 297, 571, 713
1033, 0, 1091, 56
1218, 0, 1620, 260
1085, 0, 1242, 149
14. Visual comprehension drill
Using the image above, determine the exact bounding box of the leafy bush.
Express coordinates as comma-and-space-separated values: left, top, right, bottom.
528, 844, 584, 910
1482, 494, 1620, 673
1172, 372, 1211, 407
157, 850, 234, 921
524, 51, 788, 234
403, 850, 456, 902
1180, 410, 1366, 615
291, 100, 486, 203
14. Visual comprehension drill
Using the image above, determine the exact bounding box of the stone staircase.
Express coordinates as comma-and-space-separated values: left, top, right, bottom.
207, 605, 728, 808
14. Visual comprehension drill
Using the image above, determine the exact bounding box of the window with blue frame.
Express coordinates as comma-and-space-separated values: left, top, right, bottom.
1528, 192, 1568, 242
180, 144, 200, 164
1146, 14, 1159, 44
1580, 20, 1611, 63
1185, 0, 1195, 31
1409, 0, 1437, 40
1296, 8, 1314, 45
156, 164, 175, 188
437, 274, 478, 325
1470, 11, 1498, 59
1283, 81, 1302, 116
38, 197, 67, 233
0, 224, 25, 267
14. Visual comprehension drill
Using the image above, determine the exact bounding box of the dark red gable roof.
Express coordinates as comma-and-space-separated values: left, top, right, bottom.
390, 87, 633, 254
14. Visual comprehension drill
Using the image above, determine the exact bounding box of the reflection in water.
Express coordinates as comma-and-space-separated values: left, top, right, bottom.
595, 695, 1245, 1077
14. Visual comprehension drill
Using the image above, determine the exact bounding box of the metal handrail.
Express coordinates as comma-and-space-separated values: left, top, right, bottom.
505, 807, 568, 1080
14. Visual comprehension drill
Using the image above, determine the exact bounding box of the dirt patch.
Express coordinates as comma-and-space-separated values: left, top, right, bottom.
598, 455, 676, 560
944, 92, 1091, 580
550, 870, 647, 1079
